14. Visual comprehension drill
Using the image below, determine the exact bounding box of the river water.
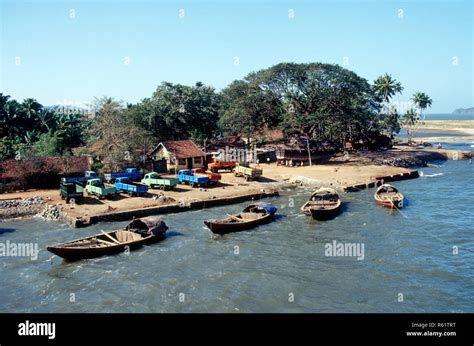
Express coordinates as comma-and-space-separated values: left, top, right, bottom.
0, 160, 473, 313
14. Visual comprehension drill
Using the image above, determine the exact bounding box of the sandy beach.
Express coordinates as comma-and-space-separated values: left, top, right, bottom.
415, 120, 474, 142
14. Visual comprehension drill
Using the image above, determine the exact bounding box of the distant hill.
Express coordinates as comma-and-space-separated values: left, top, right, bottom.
453, 107, 474, 114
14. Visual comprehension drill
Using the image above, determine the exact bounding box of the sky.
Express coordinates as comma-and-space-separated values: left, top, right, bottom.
0, 0, 472, 113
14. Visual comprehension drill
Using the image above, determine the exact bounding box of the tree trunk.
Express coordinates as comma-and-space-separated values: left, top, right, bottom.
306, 135, 312, 166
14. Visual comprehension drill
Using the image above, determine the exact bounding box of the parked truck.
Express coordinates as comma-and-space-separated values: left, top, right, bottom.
61, 170, 98, 184
113, 177, 148, 197
233, 164, 263, 181
207, 158, 236, 173
141, 172, 179, 190
176, 169, 209, 187
191, 168, 221, 185
59, 182, 84, 203
84, 179, 116, 199
104, 168, 141, 183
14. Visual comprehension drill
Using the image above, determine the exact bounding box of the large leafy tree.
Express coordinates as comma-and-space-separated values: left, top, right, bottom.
88, 97, 149, 170
218, 79, 280, 143
128, 82, 220, 145
229, 63, 382, 162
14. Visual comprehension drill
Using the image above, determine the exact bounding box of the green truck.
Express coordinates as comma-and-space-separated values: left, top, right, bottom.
233, 164, 263, 181
141, 172, 179, 190
59, 182, 84, 203
84, 179, 116, 199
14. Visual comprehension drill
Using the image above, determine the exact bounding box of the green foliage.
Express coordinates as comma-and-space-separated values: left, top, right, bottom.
223, 63, 382, 147
127, 82, 220, 144
1, 62, 433, 162
0, 93, 87, 159
33, 131, 62, 156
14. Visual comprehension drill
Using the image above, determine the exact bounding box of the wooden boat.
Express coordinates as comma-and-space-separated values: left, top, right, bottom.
300, 188, 342, 220
374, 184, 404, 209
47, 216, 168, 261
204, 202, 277, 235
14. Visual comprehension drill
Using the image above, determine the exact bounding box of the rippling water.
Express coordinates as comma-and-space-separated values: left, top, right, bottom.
1, 160, 473, 313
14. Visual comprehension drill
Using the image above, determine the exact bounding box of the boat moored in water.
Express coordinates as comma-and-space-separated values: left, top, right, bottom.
204, 202, 277, 235
300, 188, 342, 220
47, 216, 168, 261
374, 184, 404, 209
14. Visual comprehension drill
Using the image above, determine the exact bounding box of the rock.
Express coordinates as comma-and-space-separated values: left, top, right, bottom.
36, 205, 60, 221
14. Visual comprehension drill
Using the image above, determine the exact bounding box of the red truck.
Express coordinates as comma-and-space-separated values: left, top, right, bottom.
207, 158, 236, 173
192, 168, 222, 185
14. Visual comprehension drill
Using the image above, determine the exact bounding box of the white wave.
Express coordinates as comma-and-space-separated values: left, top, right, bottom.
421, 173, 444, 178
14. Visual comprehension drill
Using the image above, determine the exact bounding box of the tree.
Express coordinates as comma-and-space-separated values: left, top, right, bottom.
402, 108, 419, 142
236, 63, 381, 162
87, 97, 150, 171
127, 82, 220, 145
402, 92, 433, 143
33, 131, 61, 156
412, 92, 433, 118
373, 73, 403, 103
373, 74, 404, 139
218, 80, 279, 143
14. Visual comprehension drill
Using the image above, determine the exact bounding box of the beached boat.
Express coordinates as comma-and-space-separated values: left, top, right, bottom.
47, 216, 168, 261
374, 184, 404, 209
300, 188, 342, 220
204, 202, 277, 235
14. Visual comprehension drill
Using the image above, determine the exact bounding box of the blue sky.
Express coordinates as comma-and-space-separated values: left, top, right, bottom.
1, 0, 472, 113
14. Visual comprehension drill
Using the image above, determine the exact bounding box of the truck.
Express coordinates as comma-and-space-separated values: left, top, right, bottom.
61, 170, 98, 184
113, 177, 148, 197
141, 172, 179, 190
176, 169, 209, 187
84, 178, 116, 199
191, 168, 221, 185
207, 158, 236, 173
59, 182, 84, 203
233, 164, 263, 181
104, 168, 141, 183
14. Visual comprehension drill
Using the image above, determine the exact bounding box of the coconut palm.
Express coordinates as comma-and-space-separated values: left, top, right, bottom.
411, 92, 433, 117
373, 73, 404, 103
373, 74, 404, 138
402, 108, 420, 143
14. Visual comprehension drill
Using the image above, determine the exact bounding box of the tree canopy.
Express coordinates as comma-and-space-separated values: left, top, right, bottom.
1, 62, 433, 167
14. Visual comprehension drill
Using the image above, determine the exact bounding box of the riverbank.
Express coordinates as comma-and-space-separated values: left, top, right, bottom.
410, 119, 474, 143
0, 147, 470, 227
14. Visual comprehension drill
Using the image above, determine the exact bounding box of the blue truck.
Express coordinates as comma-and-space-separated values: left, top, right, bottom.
61, 171, 98, 184
113, 177, 148, 197
176, 169, 209, 187
104, 168, 141, 183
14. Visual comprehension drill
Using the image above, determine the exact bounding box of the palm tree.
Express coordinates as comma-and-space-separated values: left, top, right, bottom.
411, 92, 433, 120
20, 98, 41, 120
373, 74, 404, 138
37, 109, 54, 131
373, 73, 404, 103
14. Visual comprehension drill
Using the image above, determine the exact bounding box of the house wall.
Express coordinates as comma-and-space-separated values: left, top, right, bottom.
151, 145, 205, 172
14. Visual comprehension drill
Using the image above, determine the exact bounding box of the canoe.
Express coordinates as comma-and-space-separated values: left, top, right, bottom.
374, 184, 404, 209
47, 216, 168, 261
300, 188, 342, 220
204, 202, 277, 235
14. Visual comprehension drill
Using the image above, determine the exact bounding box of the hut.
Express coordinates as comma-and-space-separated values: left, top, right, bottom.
148, 140, 206, 173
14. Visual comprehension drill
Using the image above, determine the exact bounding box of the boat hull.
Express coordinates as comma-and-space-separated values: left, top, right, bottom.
375, 198, 404, 209
302, 204, 341, 220
47, 233, 165, 261
204, 213, 273, 235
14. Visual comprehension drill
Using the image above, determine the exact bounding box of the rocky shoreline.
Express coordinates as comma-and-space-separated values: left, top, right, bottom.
0, 196, 60, 221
